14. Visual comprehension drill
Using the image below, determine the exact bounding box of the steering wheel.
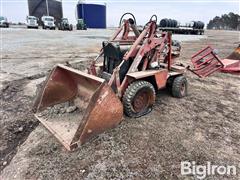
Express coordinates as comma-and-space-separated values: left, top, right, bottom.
119, 12, 137, 27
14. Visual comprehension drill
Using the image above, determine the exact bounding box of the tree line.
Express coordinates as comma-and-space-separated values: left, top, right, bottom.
207, 12, 240, 30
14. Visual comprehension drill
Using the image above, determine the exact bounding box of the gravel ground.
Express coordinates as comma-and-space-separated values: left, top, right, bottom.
0, 28, 240, 179
0, 27, 204, 83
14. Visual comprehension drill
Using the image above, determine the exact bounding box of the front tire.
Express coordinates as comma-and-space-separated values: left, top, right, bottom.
172, 75, 188, 98
123, 81, 156, 118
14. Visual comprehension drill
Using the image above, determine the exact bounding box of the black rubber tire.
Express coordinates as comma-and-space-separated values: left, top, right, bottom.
172, 75, 188, 98
69, 25, 73, 31
123, 80, 156, 118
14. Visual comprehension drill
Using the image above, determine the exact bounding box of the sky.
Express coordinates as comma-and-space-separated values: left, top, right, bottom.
0, 0, 239, 26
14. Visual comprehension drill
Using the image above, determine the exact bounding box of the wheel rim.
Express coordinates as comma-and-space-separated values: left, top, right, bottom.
132, 89, 153, 113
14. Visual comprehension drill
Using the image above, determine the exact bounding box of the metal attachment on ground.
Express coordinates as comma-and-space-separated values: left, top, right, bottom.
189, 45, 240, 77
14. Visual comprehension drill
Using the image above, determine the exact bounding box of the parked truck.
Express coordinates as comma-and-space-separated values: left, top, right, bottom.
26, 16, 39, 29
0, 16, 9, 28
41, 16, 56, 30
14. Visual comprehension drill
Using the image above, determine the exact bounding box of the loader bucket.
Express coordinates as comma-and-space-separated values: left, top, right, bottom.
33, 64, 123, 151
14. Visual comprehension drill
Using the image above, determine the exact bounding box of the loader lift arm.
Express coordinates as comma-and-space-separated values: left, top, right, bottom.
107, 20, 174, 97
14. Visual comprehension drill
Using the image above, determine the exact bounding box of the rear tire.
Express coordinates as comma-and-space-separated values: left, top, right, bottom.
123, 81, 156, 118
172, 75, 188, 98
69, 25, 73, 31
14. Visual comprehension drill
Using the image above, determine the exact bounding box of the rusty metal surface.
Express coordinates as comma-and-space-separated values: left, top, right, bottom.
118, 23, 171, 97
226, 46, 240, 60
190, 45, 240, 76
154, 70, 168, 89
73, 83, 123, 147
221, 45, 240, 73
34, 65, 123, 151
127, 69, 165, 79
220, 59, 240, 74
190, 46, 224, 78
132, 89, 153, 113
33, 64, 105, 111
170, 65, 186, 73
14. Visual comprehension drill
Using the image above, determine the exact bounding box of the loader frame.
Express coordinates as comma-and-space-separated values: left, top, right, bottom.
89, 17, 184, 98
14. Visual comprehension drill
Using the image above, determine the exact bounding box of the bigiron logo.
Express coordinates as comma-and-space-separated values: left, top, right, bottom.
181, 161, 237, 179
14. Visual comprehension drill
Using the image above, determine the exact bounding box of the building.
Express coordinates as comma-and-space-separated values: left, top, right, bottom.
76, 2, 106, 28
28, 0, 63, 23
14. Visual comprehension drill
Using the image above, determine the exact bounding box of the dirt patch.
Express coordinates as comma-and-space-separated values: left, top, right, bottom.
0, 59, 92, 173
38, 102, 79, 118
0, 78, 39, 171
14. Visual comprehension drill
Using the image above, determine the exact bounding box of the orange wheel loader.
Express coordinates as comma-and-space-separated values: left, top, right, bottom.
33, 14, 188, 151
